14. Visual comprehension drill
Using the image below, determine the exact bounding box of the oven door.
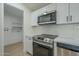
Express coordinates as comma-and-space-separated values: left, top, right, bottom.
33, 42, 53, 56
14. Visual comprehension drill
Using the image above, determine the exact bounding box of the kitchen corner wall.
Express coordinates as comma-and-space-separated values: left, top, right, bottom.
32, 24, 79, 39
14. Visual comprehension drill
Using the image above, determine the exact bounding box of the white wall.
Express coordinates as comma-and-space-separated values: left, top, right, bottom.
0, 3, 3, 56
4, 12, 23, 45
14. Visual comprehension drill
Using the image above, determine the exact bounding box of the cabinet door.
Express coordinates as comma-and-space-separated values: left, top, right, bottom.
70, 3, 79, 23
31, 12, 38, 26
24, 36, 33, 55
57, 47, 79, 56
46, 4, 56, 12
62, 48, 71, 56
57, 3, 69, 24
31, 4, 57, 26
57, 47, 62, 56
71, 50, 79, 56
63, 49, 79, 56
57, 47, 71, 56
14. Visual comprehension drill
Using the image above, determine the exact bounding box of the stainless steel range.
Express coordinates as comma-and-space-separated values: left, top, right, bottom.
33, 34, 58, 56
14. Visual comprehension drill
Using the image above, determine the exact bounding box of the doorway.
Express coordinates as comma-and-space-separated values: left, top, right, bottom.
4, 4, 24, 56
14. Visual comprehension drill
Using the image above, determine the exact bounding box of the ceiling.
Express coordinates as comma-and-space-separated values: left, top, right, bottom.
23, 3, 50, 11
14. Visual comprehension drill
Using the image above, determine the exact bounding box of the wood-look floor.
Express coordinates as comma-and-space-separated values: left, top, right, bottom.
4, 42, 30, 56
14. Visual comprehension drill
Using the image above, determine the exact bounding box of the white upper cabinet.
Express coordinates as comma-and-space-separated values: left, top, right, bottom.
70, 3, 79, 23
57, 3, 79, 24
31, 3, 79, 26
31, 11, 38, 26
57, 3, 69, 24
45, 3, 56, 12
31, 4, 56, 26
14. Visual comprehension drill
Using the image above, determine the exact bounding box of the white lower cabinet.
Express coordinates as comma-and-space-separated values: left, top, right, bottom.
24, 36, 33, 55
57, 47, 79, 56
57, 47, 62, 56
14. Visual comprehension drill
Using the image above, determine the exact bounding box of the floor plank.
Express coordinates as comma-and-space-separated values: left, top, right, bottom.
4, 42, 30, 56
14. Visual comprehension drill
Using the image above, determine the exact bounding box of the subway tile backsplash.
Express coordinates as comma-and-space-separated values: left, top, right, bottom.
32, 24, 79, 39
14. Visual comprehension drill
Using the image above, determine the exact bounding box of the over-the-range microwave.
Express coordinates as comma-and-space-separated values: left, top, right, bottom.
38, 11, 56, 25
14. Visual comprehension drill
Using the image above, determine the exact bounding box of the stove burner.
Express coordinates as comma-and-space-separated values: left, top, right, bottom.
33, 34, 58, 44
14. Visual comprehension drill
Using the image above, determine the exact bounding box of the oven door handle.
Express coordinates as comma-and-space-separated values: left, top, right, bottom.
33, 41, 53, 48
38, 43, 52, 49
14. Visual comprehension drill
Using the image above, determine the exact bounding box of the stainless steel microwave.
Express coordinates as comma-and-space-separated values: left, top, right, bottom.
38, 11, 56, 25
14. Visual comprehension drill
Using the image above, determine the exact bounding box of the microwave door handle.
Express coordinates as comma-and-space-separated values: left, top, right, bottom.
66, 16, 68, 22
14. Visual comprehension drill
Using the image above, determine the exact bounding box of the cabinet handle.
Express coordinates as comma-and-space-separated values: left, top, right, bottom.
66, 16, 68, 22
70, 16, 72, 21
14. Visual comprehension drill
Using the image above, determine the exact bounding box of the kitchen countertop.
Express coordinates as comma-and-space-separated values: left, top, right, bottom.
57, 42, 79, 52
54, 37, 79, 53
54, 37, 79, 46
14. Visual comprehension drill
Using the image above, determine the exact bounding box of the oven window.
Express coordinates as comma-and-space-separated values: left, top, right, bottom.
38, 45, 49, 56
33, 42, 53, 56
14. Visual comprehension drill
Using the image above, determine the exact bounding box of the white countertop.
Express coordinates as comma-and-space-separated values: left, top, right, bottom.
54, 37, 79, 46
